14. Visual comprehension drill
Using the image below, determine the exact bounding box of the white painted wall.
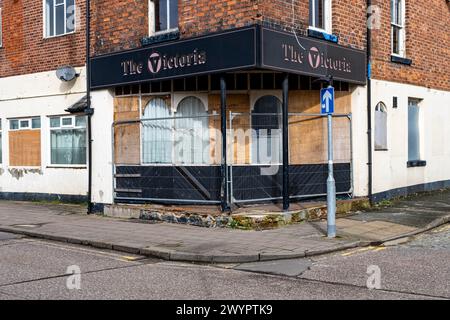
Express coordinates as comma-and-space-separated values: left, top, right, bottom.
90, 89, 114, 204
0, 68, 88, 196
350, 85, 369, 197
371, 79, 450, 195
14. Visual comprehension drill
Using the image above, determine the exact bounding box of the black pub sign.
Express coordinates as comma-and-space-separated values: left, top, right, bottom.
90, 25, 366, 89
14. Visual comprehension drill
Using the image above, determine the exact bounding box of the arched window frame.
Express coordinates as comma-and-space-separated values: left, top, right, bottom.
375, 102, 388, 151
174, 95, 210, 165
141, 96, 172, 164
251, 95, 283, 165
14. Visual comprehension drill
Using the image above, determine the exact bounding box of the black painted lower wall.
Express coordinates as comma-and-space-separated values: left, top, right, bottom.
0, 192, 88, 204
372, 179, 450, 203
114, 163, 352, 203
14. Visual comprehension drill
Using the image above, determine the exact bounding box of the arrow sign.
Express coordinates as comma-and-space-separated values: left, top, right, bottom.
321, 87, 335, 114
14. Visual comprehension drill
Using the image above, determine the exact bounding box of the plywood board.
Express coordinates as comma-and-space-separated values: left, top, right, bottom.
9, 130, 41, 167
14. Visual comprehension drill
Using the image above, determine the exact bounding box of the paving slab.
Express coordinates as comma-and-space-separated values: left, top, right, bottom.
0, 190, 449, 263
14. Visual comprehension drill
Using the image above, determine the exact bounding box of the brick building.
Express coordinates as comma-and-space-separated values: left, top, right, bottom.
0, 1, 449, 212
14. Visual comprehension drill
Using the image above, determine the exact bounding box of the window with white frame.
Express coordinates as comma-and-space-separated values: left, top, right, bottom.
174, 97, 209, 165
309, 0, 332, 33
44, 0, 76, 37
142, 97, 172, 164
148, 0, 178, 35
9, 117, 41, 131
391, 0, 406, 56
408, 99, 421, 162
141, 95, 211, 165
50, 115, 87, 165
375, 102, 388, 151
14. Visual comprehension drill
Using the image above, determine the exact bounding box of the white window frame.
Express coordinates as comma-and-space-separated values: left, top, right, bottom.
374, 102, 388, 151
148, 0, 179, 36
43, 0, 76, 39
9, 117, 41, 131
49, 115, 87, 167
407, 98, 423, 162
140, 94, 212, 166
391, 0, 406, 57
309, 0, 332, 34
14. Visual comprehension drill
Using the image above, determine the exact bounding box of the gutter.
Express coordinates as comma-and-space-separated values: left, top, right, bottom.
366, 0, 373, 204
85, 0, 95, 213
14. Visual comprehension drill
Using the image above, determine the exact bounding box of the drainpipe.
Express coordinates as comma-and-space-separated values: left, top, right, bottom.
366, 0, 373, 204
85, 0, 95, 213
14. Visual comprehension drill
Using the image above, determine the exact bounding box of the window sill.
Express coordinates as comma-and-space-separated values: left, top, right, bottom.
141, 29, 180, 47
43, 31, 76, 40
307, 28, 338, 43
375, 148, 389, 152
407, 160, 427, 168
46, 166, 87, 169
391, 55, 412, 66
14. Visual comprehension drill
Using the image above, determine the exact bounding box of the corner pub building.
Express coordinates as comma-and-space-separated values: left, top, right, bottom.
2, 1, 448, 213
88, 1, 367, 212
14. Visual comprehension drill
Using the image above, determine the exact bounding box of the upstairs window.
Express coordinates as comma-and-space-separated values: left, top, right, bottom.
148, 0, 178, 35
309, 0, 332, 33
45, 0, 76, 37
391, 0, 406, 56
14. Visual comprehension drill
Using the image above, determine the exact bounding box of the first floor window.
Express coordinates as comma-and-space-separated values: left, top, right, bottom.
148, 0, 178, 35
252, 96, 282, 164
45, 0, 75, 37
375, 102, 388, 150
391, 0, 405, 56
408, 99, 421, 162
309, 0, 332, 33
50, 115, 86, 165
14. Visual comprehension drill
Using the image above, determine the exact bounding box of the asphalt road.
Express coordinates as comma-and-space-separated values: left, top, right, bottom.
0, 225, 448, 300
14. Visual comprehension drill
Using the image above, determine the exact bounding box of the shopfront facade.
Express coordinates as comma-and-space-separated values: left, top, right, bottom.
88, 24, 367, 210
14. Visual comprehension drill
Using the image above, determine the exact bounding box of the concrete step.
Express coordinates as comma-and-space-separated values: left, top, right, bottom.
104, 198, 370, 230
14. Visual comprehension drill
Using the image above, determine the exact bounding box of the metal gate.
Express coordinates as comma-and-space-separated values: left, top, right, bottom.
112, 114, 223, 204
228, 112, 353, 204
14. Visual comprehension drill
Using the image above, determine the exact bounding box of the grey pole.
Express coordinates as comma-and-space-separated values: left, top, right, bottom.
327, 112, 336, 238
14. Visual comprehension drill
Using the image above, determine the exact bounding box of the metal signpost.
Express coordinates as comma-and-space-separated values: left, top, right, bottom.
321, 86, 336, 238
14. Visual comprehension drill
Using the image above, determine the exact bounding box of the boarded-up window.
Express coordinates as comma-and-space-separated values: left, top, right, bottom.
375, 102, 388, 151
9, 117, 41, 167
114, 97, 141, 165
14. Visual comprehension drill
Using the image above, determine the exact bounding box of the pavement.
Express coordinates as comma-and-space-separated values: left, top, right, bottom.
0, 189, 449, 263
1, 226, 448, 299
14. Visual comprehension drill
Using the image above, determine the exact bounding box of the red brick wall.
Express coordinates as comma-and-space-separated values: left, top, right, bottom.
259, 0, 366, 50
0, 0, 86, 78
370, 0, 450, 91
1, 0, 448, 92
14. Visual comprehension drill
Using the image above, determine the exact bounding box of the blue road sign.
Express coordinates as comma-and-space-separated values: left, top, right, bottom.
320, 87, 335, 114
